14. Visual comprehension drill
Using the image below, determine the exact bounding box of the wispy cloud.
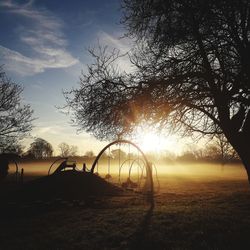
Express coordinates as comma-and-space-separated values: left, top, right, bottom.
0, 0, 78, 76
97, 31, 134, 72
98, 31, 132, 54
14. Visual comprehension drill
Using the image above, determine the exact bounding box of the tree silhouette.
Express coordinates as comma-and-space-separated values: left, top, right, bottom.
58, 142, 78, 157
69, 145, 78, 157
64, 1, 250, 181
28, 138, 53, 159
0, 67, 33, 152
58, 142, 70, 157
205, 134, 237, 163
84, 150, 95, 158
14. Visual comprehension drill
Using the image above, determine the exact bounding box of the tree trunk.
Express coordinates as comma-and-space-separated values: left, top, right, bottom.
237, 151, 250, 184
228, 134, 250, 184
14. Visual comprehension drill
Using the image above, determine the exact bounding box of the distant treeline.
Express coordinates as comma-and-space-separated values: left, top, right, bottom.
16, 149, 240, 165
1, 136, 240, 165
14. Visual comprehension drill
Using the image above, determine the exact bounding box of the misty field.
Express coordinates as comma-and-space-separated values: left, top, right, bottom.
1, 162, 250, 249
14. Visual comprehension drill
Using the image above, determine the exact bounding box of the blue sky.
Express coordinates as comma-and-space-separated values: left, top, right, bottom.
0, 0, 135, 155
0, 0, 193, 156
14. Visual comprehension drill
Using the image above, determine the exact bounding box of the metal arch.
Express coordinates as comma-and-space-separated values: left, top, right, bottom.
91, 139, 154, 194
118, 158, 131, 184
129, 160, 161, 192
13, 160, 19, 182
0, 155, 20, 183
91, 140, 148, 173
7, 159, 19, 182
12, 160, 19, 173
152, 163, 161, 192
48, 157, 68, 175
138, 163, 160, 192
118, 158, 145, 184
128, 158, 146, 183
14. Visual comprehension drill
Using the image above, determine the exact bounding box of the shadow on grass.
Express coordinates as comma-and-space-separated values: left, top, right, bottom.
129, 195, 155, 249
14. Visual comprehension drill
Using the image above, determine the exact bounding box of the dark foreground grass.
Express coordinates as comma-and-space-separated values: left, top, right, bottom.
1, 175, 250, 250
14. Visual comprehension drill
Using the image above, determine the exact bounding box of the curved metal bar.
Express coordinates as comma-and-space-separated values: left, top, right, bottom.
13, 160, 18, 173
152, 163, 161, 192
48, 157, 68, 175
7, 159, 19, 182
0, 154, 20, 183
91, 139, 154, 195
118, 158, 132, 184
128, 159, 145, 189
128, 158, 145, 183
13, 160, 19, 182
119, 158, 146, 188
92, 140, 147, 172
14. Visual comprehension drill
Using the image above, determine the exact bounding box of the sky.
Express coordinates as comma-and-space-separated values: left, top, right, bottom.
0, 0, 195, 155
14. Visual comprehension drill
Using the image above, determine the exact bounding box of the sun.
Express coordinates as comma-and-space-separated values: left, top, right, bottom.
138, 132, 165, 153
134, 128, 179, 154
131, 123, 185, 154
136, 130, 173, 153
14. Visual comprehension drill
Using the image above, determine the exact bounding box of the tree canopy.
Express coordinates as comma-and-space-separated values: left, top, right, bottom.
29, 138, 53, 159
58, 142, 78, 157
64, 0, 250, 179
0, 67, 33, 153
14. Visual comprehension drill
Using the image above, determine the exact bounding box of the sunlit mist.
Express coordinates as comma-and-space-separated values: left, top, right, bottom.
134, 126, 182, 154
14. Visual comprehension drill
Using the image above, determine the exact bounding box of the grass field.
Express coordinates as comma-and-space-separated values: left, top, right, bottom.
1, 162, 250, 249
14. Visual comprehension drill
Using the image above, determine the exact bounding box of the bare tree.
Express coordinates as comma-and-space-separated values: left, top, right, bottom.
69, 145, 78, 157
58, 142, 70, 157
1, 143, 24, 155
205, 134, 237, 163
0, 67, 33, 152
29, 138, 53, 159
84, 151, 94, 158
64, 1, 250, 182
58, 143, 78, 157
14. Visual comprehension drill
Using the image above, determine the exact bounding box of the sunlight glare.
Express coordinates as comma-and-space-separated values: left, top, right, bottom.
135, 128, 181, 154
139, 132, 165, 152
